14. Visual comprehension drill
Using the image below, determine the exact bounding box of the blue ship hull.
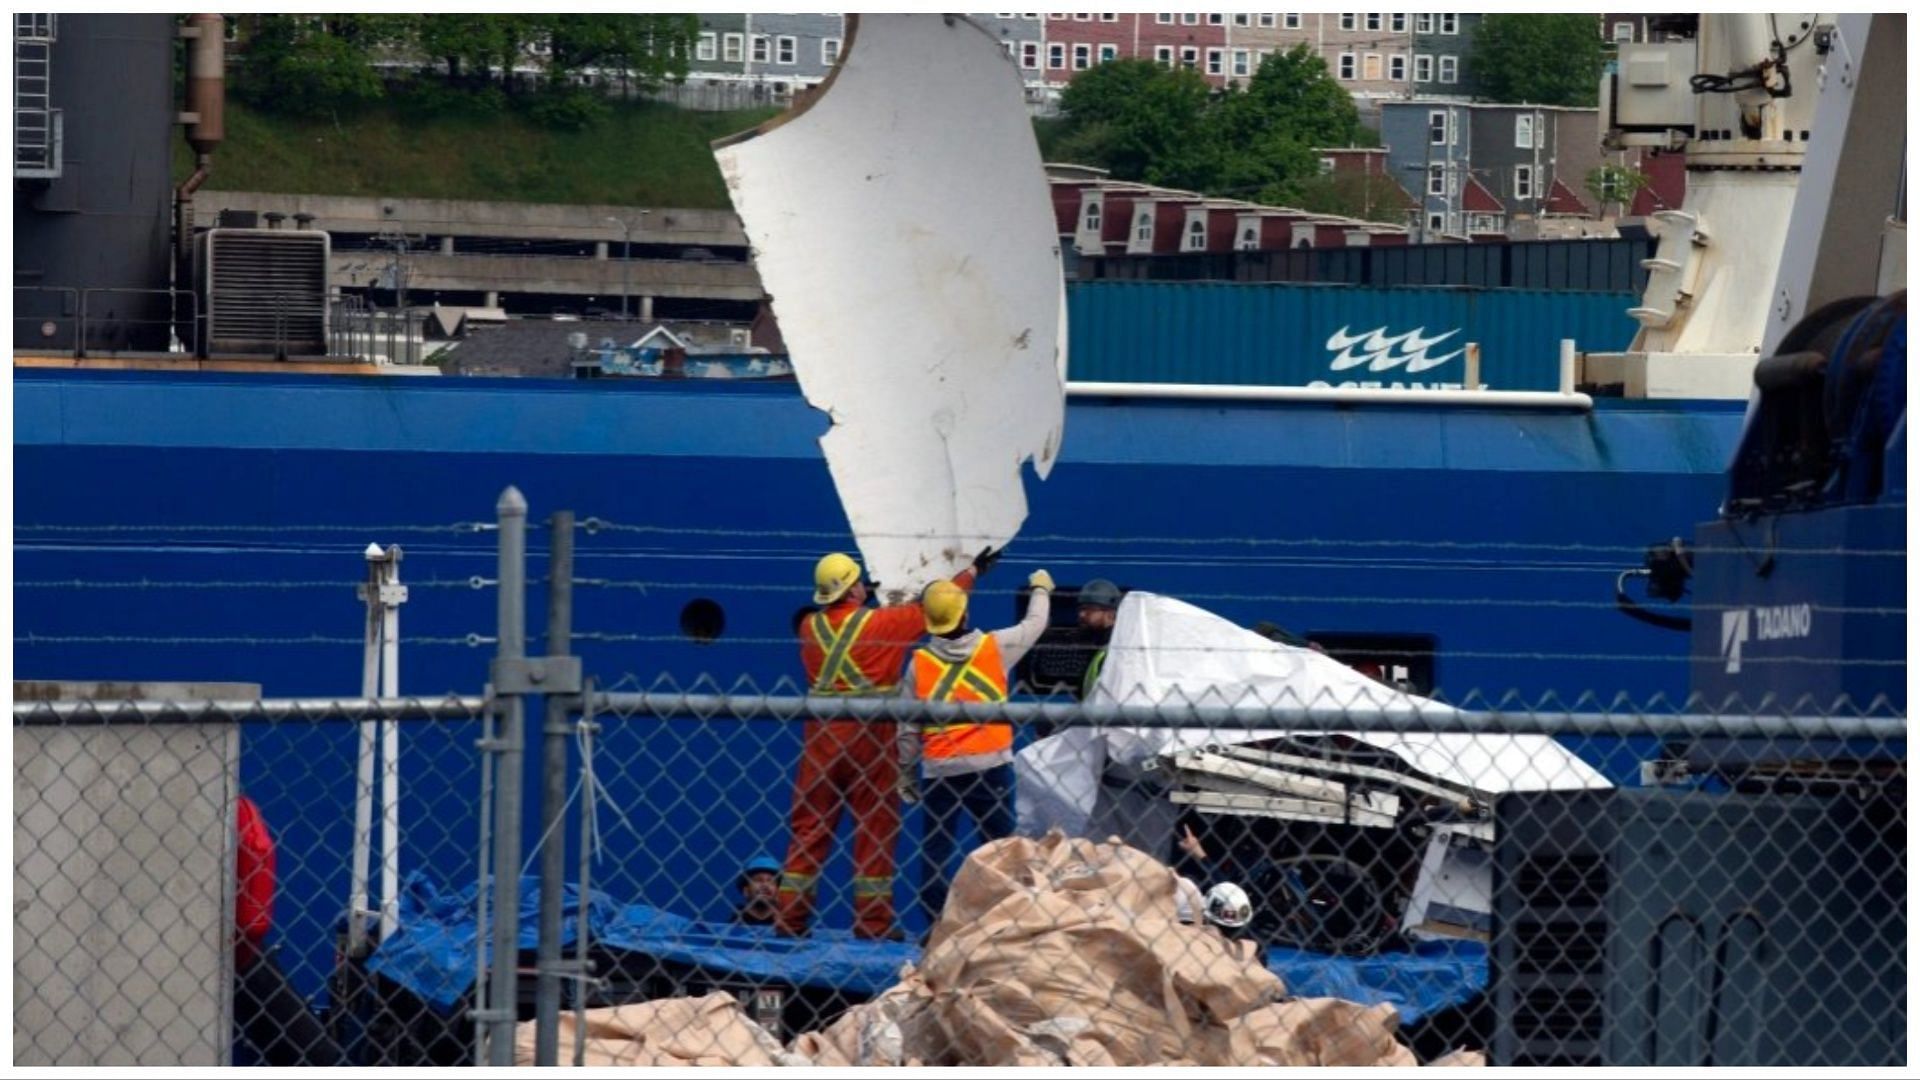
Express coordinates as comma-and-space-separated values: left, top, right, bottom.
15, 367, 1745, 998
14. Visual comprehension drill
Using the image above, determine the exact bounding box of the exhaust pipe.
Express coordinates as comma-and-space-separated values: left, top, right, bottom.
175, 13, 224, 353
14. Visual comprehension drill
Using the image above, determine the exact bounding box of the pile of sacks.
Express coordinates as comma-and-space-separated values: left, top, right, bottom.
516, 832, 1483, 1067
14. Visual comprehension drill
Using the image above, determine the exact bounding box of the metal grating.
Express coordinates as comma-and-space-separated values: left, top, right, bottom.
201, 229, 332, 356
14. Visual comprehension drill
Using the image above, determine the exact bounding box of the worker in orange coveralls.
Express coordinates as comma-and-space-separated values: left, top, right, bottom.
776, 547, 997, 939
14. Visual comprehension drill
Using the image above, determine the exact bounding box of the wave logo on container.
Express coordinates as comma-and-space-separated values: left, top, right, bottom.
1325, 325, 1465, 374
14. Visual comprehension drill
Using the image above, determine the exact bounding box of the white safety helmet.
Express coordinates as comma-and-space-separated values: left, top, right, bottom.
1204, 882, 1253, 931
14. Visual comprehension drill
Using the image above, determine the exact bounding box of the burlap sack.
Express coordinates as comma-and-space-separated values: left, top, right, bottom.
512, 992, 807, 1067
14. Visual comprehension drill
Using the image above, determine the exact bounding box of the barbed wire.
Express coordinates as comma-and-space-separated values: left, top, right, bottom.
15, 518, 1905, 560
575, 518, 1906, 557
17, 632, 495, 648
555, 633, 1901, 666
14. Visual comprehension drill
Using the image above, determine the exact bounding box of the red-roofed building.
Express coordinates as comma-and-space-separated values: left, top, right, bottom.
1461, 176, 1507, 238
1544, 177, 1591, 217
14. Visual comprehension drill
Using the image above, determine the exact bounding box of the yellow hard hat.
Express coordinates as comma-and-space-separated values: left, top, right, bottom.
923, 580, 968, 635
813, 552, 862, 605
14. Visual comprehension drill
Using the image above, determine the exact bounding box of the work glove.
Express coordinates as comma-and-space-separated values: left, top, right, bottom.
973, 546, 1003, 576
896, 769, 921, 806
1028, 569, 1055, 592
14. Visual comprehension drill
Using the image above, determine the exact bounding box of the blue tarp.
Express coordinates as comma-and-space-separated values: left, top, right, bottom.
598, 903, 917, 998
1265, 940, 1487, 1025
369, 877, 1486, 1023
365, 873, 615, 1011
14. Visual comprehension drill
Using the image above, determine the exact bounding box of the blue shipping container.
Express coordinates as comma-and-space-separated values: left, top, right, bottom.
1066, 282, 1641, 391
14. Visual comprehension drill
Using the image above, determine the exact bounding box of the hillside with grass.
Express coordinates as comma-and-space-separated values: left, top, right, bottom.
179, 99, 778, 209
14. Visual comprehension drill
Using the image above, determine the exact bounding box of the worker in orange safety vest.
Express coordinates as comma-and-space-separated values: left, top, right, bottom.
902, 568, 1053, 930
776, 548, 994, 939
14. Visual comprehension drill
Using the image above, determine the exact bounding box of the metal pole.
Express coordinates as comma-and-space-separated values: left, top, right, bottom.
377, 546, 406, 943
486, 486, 528, 1067
533, 510, 574, 1065
622, 227, 632, 321
349, 548, 382, 958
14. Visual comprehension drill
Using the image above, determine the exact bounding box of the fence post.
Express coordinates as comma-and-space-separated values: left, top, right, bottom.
533, 510, 575, 1065
484, 486, 528, 1066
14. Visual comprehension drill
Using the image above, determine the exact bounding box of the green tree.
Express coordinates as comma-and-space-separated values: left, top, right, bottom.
1056, 60, 1214, 184
1199, 46, 1372, 203
1469, 14, 1609, 106
1292, 169, 1417, 225
233, 15, 411, 117
1586, 163, 1650, 216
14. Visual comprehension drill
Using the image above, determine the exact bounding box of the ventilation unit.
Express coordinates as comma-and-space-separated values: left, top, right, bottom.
1491, 788, 1904, 1066
196, 228, 330, 356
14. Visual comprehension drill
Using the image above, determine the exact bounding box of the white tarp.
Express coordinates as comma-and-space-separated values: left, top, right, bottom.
714, 15, 1066, 603
1016, 593, 1610, 849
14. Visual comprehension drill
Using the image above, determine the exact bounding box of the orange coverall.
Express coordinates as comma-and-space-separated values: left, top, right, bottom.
776, 567, 976, 937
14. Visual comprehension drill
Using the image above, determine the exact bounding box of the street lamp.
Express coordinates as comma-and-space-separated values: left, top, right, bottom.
605, 211, 650, 320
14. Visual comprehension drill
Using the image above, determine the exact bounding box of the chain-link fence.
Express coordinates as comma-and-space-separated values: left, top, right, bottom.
13, 694, 488, 1067
12, 490, 1907, 1067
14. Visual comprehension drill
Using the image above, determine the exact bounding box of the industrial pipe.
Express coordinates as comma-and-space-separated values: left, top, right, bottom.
174, 13, 224, 352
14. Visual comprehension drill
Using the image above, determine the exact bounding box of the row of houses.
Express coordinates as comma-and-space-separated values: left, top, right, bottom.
685, 13, 1488, 113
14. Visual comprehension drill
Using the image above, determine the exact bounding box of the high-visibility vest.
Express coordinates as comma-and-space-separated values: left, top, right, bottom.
807, 608, 892, 695
910, 635, 1013, 759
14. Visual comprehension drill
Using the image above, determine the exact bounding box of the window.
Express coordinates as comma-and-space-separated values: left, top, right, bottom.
1232, 48, 1251, 77
1183, 219, 1207, 251
1514, 164, 1535, 200
1020, 41, 1039, 68
1048, 42, 1065, 69
1414, 54, 1433, 82
722, 33, 743, 63
1429, 109, 1448, 144
750, 35, 770, 64
1154, 45, 1174, 67
1207, 48, 1224, 76
1180, 46, 1199, 70
1156, 13, 1173, 24
1181, 13, 1200, 26
1050, 12, 1068, 19
1319, 157, 1336, 174
1440, 14, 1458, 34
1363, 53, 1382, 80
1134, 211, 1153, 242
822, 37, 841, 65
1613, 21, 1635, 43
1072, 12, 1091, 20
1100, 13, 1119, 22
1098, 43, 1118, 63
1515, 113, 1535, 149
1389, 54, 1406, 81
1072, 43, 1091, 69
1233, 13, 1250, 26
1415, 13, 1433, 34
1391, 14, 1407, 32
1237, 226, 1260, 251
776, 35, 796, 65
696, 32, 716, 61
1428, 212, 1445, 233
1338, 53, 1356, 80
1427, 165, 1446, 196
1469, 213, 1500, 233
1365, 13, 1382, 31
1439, 55, 1458, 83
1339, 14, 1357, 31
1083, 202, 1101, 231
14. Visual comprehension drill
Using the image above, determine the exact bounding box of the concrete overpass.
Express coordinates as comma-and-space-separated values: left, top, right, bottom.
196, 191, 764, 318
